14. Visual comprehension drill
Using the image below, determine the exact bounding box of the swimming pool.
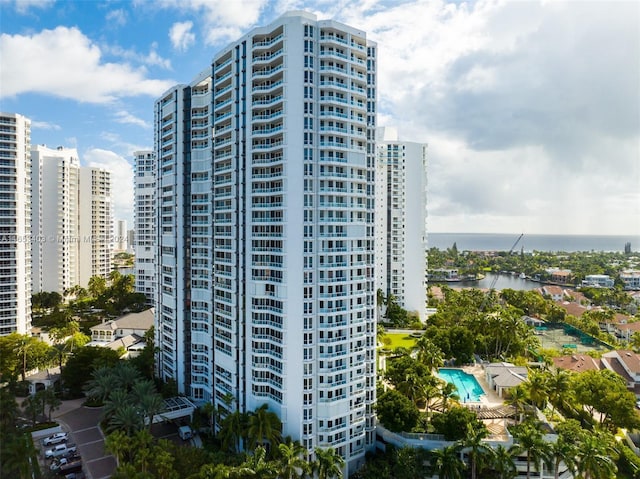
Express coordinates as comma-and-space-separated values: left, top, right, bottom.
437, 368, 485, 402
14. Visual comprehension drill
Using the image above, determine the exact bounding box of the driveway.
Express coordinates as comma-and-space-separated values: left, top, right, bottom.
54, 400, 117, 479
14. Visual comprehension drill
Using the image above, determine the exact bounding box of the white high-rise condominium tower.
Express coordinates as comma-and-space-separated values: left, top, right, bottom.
0, 113, 32, 335
115, 219, 127, 252
134, 150, 156, 304
375, 127, 427, 320
154, 11, 376, 471
78, 167, 112, 287
32, 145, 80, 294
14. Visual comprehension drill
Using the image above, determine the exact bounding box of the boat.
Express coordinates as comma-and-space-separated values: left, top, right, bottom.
519, 273, 527, 279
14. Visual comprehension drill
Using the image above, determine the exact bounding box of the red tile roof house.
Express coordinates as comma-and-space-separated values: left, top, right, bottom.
539, 285, 565, 302
602, 350, 640, 393
552, 354, 602, 373
610, 320, 640, 343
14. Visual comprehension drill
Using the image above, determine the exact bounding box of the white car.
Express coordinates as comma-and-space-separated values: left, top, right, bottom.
45, 444, 77, 459
43, 432, 68, 446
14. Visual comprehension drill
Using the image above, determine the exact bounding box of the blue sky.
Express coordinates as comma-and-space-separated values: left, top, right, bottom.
1, 0, 639, 236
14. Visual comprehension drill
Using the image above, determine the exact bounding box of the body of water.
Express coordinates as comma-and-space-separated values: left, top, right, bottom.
428, 232, 639, 253
457, 272, 540, 291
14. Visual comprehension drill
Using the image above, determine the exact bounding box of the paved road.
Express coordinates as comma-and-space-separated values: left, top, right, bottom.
54, 401, 116, 479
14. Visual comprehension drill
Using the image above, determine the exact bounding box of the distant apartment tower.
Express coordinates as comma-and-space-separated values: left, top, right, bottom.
375, 127, 427, 320
78, 167, 112, 287
31, 145, 80, 294
154, 11, 377, 471
0, 113, 32, 335
114, 219, 127, 252
133, 150, 156, 304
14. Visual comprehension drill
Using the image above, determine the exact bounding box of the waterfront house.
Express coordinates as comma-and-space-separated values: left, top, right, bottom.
581, 274, 614, 288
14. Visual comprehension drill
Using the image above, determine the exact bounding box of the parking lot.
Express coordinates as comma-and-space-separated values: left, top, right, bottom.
33, 399, 116, 479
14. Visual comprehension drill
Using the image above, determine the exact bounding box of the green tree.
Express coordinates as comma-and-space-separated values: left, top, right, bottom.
459, 424, 493, 479
107, 404, 145, 435
247, 404, 282, 453
414, 335, 444, 370
430, 407, 485, 441
428, 444, 465, 479
42, 386, 61, 421
61, 346, 120, 397
276, 440, 309, 479
244, 445, 277, 479
490, 444, 518, 479
375, 389, 420, 432
576, 431, 617, 479
313, 447, 345, 479
21, 393, 43, 426
219, 410, 248, 453
511, 421, 552, 479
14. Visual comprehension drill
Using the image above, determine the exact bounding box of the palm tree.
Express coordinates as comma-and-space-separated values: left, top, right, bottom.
105, 429, 133, 466
576, 432, 617, 479
549, 436, 578, 479
433, 382, 460, 412
21, 393, 42, 426
107, 404, 145, 435
459, 424, 493, 479
505, 385, 529, 423
545, 369, 572, 413
219, 410, 247, 453
429, 444, 465, 479
42, 386, 61, 421
490, 444, 518, 479
103, 388, 130, 421
247, 404, 282, 452
276, 440, 309, 479
244, 445, 277, 479
415, 335, 444, 371
113, 362, 142, 391
313, 447, 345, 479
85, 367, 118, 402
523, 370, 549, 411
512, 422, 552, 479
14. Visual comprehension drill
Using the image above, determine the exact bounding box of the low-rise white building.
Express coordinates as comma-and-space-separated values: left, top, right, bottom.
581, 274, 614, 288
621, 270, 640, 290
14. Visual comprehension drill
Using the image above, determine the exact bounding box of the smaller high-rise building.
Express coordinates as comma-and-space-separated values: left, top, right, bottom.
78, 167, 112, 287
114, 219, 127, 252
133, 151, 155, 304
375, 127, 428, 320
0, 112, 32, 335
31, 145, 80, 294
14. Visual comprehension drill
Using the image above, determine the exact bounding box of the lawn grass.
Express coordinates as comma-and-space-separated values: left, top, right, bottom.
381, 333, 417, 351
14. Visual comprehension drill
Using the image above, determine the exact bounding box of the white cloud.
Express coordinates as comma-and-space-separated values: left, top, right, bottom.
83, 148, 134, 226
114, 111, 150, 129
31, 120, 61, 130
169, 21, 196, 51
2, 0, 54, 14
106, 8, 127, 27
104, 42, 172, 69
0, 27, 175, 103
154, 0, 268, 45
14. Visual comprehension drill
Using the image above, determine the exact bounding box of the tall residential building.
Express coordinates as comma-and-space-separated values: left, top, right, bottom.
78, 167, 112, 287
114, 219, 128, 252
0, 113, 32, 335
154, 11, 376, 471
375, 127, 427, 320
31, 145, 80, 294
133, 150, 156, 304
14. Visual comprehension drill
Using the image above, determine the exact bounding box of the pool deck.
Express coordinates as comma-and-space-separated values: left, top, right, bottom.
459, 365, 511, 439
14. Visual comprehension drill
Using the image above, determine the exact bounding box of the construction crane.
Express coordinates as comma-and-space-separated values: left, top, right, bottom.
480, 233, 524, 311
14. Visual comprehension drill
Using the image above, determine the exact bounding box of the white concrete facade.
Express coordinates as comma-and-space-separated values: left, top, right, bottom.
134, 151, 156, 304
78, 167, 112, 287
375, 127, 427, 320
31, 145, 80, 294
154, 11, 377, 472
0, 113, 32, 335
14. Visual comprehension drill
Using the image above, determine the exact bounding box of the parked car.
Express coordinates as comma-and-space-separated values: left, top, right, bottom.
43, 432, 68, 446
45, 444, 77, 459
